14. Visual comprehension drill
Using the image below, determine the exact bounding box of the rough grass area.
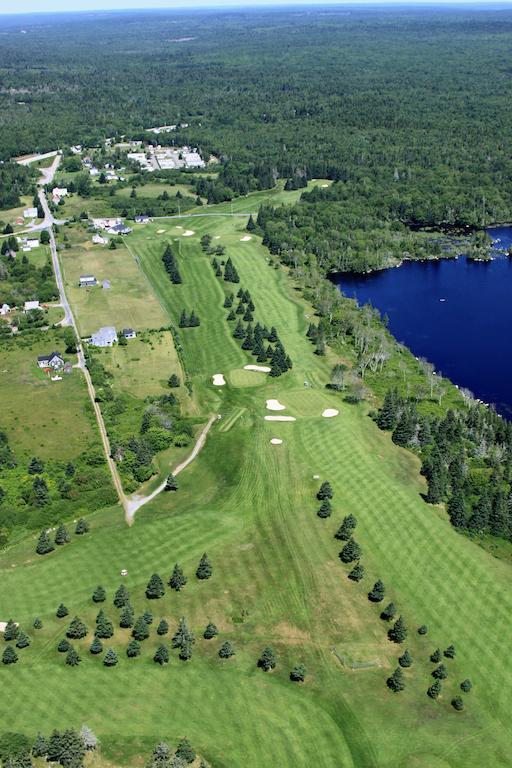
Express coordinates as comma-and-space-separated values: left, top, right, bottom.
0, 203, 511, 768
59, 234, 168, 336
0, 331, 97, 459
106, 331, 181, 399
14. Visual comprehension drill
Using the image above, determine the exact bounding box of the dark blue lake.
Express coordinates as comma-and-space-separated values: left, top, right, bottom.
332, 226, 512, 418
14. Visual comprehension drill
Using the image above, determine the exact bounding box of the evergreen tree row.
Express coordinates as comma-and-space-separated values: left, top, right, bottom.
161, 243, 182, 284
178, 309, 200, 328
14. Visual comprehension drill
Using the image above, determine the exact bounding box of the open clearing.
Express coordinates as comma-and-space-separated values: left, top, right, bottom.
106, 331, 181, 398
60, 236, 168, 335
1, 201, 511, 768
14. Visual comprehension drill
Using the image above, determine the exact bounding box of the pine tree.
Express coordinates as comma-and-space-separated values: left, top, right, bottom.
126, 639, 141, 658
28, 456, 44, 474
165, 473, 178, 491
33, 618, 42, 630
392, 407, 416, 447
179, 309, 188, 328
339, 538, 361, 563
317, 481, 333, 500
418, 625, 428, 635
32, 476, 50, 507
80, 725, 98, 751
92, 585, 106, 603
146, 573, 165, 599
432, 663, 448, 680
3, 618, 19, 640
175, 738, 196, 764
36, 529, 54, 555
460, 679, 472, 693
227, 309, 236, 321
168, 373, 180, 388
196, 553, 212, 580
386, 667, 405, 692
219, 641, 235, 658
142, 610, 153, 625
377, 389, 399, 430
103, 648, 118, 667
154, 645, 169, 665
32, 733, 47, 758
66, 647, 81, 666
368, 580, 385, 603
317, 500, 332, 518
157, 619, 169, 636
290, 664, 306, 682
203, 622, 218, 640
388, 616, 407, 643
179, 642, 193, 661
380, 602, 396, 621
335, 514, 357, 540
223, 294, 233, 308
66, 616, 87, 639
114, 584, 130, 608
54, 523, 70, 545
451, 696, 464, 711
75, 517, 89, 535
2, 645, 18, 665
247, 214, 256, 232
430, 648, 441, 663
233, 320, 245, 339
169, 563, 187, 591
95, 610, 114, 639
119, 604, 134, 628
132, 617, 150, 641
15, 631, 30, 649
348, 563, 365, 582
427, 680, 442, 699
172, 617, 194, 649
56, 603, 69, 619
257, 647, 276, 671
448, 490, 468, 529
57, 639, 71, 653
89, 637, 103, 655
398, 649, 413, 668
444, 644, 456, 659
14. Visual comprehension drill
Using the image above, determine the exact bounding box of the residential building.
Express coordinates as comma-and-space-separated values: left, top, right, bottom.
90, 326, 118, 347
122, 328, 136, 339
92, 234, 108, 245
23, 207, 38, 219
0, 304, 10, 315
79, 275, 97, 288
52, 187, 68, 198
37, 351, 64, 370
24, 300, 40, 312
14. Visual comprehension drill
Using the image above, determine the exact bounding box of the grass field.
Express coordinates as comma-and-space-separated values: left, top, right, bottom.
59, 236, 168, 336
0, 196, 511, 768
0, 331, 97, 459
106, 331, 181, 399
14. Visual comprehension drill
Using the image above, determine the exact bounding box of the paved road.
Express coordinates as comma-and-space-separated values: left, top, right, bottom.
151, 212, 257, 220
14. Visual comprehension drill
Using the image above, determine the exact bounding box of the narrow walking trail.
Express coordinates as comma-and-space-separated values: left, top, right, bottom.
124, 415, 217, 525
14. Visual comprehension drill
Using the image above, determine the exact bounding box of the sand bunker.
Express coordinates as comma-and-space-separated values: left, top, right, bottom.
182, 230, 195, 237
212, 373, 226, 386
266, 399, 286, 411
157, 229, 166, 234
265, 415, 296, 422
214, 235, 221, 239
270, 438, 283, 445
322, 408, 339, 418
321, 183, 329, 188
245, 364, 271, 373
240, 235, 252, 242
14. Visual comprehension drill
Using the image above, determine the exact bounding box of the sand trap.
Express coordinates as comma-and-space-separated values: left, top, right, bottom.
321, 183, 329, 188
182, 230, 195, 237
322, 408, 339, 418
212, 373, 226, 386
265, 415, 296, 422
214, 235, 221, 239
176, 226, 183, 229
157, 229, 166, 234
240, 235, 252, 242
266, 399, 286, 411
270, 438, 283, 445
245, 365, 271, 373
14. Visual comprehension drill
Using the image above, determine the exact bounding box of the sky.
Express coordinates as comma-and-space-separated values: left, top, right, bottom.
0, 0, 509, 14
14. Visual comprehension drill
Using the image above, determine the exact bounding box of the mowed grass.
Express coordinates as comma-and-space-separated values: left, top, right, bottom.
0, 332, 97, 459
1, 200, 512, 768
59, 239, 168, 336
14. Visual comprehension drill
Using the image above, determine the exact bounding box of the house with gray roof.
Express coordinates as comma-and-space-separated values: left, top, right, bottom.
90, 326, 118, 347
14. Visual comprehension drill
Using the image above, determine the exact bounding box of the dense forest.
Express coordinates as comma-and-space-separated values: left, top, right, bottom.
1, 8, 512, 225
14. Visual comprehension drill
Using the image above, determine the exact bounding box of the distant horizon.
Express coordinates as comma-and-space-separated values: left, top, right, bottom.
2, 0, 512, 17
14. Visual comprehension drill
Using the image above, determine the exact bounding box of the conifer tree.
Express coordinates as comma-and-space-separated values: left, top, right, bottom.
196, 553, 212, 580
56, 603, 69, 619
89, 637, 103, 655
377, 389, 399, 430
386, 667, 405, 692
28, 456, 44, 475
335, 514, 357, 540
451, 696, 464, 711
54, 523, 70, 546
380, 602, 396, 621
460, 679, 472, 693
418, 625, 428, 635
15, 631, 30, 649
154, 645, 169, 665
427, 680, 442, 699
203, 622, 218, 640
388, 615, 407, 643
95, 610, 114, 639
2, 645, 18, 665
66, 647, 81, 666
317, 500, 332, 518
398, 649, 413, 668
432, 663, 448, 680
179, 642, 192, 661
132, 617, 150, 641
348, 562, 365, 582
368, 580, 385, 603
165, 474, 178, 491
126, 639, 141, 658
258, 647, 276, 671
66, 616, 87, 639
103, 648, 118, 667
92, 586, 106, 603
219, 641, 235, 658
448, 490, 468, 529
113, 584, 130, 608
444, 644, 456, 659
75, 517, 89, 535
246, 214, 256, 231
168, 373, 180, 388
157, 619, 169, 636
227, 309, 236, 321
430, 648, 442, 663
119, 603, 134, 628
339, 538, 361, 563
146, 573, 165, 599
36, 529, 54, 555
3, 618, 18, 640
32, 733, 47, 758
57, 639, 71, 653
175, 738, 196, 764
317, 481, 333, 500
169, 563, 187, 591
290, 664, 306, 682
33, 618, 42, 630
172, 617, 195, 649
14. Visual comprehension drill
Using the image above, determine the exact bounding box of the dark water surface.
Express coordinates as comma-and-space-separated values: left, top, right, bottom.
332, 226, 512, 418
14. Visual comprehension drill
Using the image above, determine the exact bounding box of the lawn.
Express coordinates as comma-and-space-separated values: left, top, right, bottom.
0, 196, 511, 768
106, 331, 181, 399
59, 237, 168, 336
0, 331, 97, 460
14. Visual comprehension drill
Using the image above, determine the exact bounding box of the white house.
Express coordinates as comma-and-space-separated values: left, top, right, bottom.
79, 275, 97, 288
122, 328, 136, 339
107, 223, 132, 235
184, 151, 205, 168
37, 351, 64, 370
90, 326, 118, 347
24, 300, 40, 312
92, 217, 122, 231
92, 234, 108, 245
52, 187, 68, 198
23, 208, 38, 219
0, 304, 10, 315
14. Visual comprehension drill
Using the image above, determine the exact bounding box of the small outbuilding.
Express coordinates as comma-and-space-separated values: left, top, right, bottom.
92, 234, 108, 245
122, 328, 136, 340
79, 275, 97, 288
0, 304, 10, 315
24, 300, 40, 312
90, 326, 118, 347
